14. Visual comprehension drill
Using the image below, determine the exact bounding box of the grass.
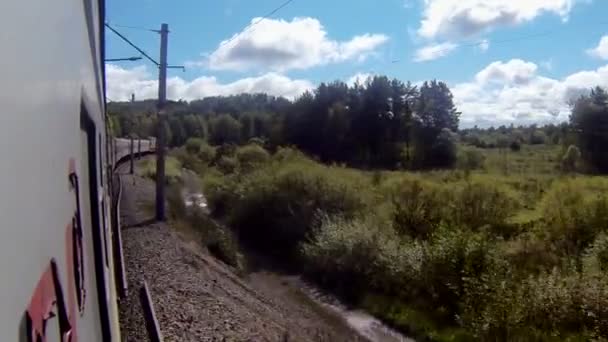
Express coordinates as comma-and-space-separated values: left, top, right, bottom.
137, 156, 182, 184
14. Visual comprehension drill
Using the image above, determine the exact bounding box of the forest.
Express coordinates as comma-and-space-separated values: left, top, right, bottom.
111, 77, 608, 341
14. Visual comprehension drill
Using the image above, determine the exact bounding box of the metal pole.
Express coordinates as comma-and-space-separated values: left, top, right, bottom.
130, 136, 135, 174
155, 23, 168, 221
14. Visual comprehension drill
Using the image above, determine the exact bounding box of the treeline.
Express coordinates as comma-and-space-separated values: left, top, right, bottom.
109, 77, 460, 169
109, 79, 608, 173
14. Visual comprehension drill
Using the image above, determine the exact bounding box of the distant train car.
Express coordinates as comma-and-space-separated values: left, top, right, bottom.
0, 0, 139, 340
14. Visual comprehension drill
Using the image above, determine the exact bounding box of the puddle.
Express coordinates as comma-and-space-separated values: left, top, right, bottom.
299, 284, 415, 342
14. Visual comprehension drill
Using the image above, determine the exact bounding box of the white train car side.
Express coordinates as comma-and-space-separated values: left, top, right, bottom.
0, 0, 127, 340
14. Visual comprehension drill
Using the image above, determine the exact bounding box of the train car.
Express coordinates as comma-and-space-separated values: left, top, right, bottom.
0, 0, 141, 340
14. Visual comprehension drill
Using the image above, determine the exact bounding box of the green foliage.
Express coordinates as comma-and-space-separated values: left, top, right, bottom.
208, 154, 368, 255
450, 180, 519, 230
137, 156, 182, 185
235, 144, 270, 171
529, 130, 547, 145
509, 140, 521, 152
540, 179, 608, 255
198, 149, 608, 340
301, 214, 403, 298
185, 137, 205, 154
457, 147, 485, 172
570, 87, 608, 173
209, 114, 242, 145
187, 208, 243, 269
430, 128, 458, 168
582, 233, 608, 273
216, 156, 238, 174
386, 178, 446, 239
561, 144, 581, 173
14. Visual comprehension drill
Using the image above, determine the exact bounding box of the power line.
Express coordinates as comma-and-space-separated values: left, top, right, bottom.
109, 22, 158, 33
219, 0, 295, 49
392, 21, 608, 64
105, 23, 159, 66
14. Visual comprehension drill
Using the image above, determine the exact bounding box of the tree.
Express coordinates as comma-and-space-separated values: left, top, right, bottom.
209, 114, 242, 145
429, 128, 457, 168
413, 80, 460, 168
570, 87, 608, 173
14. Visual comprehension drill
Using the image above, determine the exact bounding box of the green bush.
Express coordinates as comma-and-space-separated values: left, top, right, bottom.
185, 137, 205, 154
236, 144, 270, 171
217, 156, 238, 174
138, 156, 182, 185
450, 179, 519, 229
421, 227, 500, 320
186, 208, 243, 269
457, 148, 485, 172
386, 178, 446, 239
509, 140, 521, 152
582, 233, 608, 273
198, 143, 216, 165
301, 214, 403, 298
540, 180, 608, 255
225, 160, 368, 255
561, 145, 581, 173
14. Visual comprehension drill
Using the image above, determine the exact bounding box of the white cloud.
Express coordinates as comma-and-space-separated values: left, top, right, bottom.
347, 72, 374, 86
106, 64, 314, 101
474, 59, 538, 85
478, 39, 490, 52
453, 59, 608, 127
206, 17, 389, 72
418, 0, 578, 39
587, 35, 608, 60
413, 42, 458, 62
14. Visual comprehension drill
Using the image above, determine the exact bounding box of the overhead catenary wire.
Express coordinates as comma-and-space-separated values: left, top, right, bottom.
218, 0, 295, 49
105, 23, 159, 66
108, 22, 159, 33
392, 21, 608, 64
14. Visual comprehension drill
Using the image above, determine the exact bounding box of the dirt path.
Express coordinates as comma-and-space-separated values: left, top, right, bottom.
116, 161, 367, 341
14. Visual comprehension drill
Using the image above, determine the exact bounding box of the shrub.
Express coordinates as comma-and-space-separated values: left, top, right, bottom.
450, 180, 519, 229
203, 172, 238, 217
457, 148, 485, 172
561, 145, 581, 173
509, 141, 521, 152
419, 226, 501, 322
386, 178, 446, 239
540, 180, 608, 255
186, 208, 243, 269
529, 130, 547, 145
138, 156, 182, 185
236, 144, 270, 171
173, 148, 206, 174
198, 143, 216, 165
217, 156, 238, 174
301, 214, 404, 299
227, 162, 368, 255
185, 137, 205, 154
582, 233, 608, 273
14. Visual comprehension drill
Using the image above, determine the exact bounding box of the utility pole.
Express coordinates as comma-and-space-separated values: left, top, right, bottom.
155, 23, 169, 221
130, 135, 135, 174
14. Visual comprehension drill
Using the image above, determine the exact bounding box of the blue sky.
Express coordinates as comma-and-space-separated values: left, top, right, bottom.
105, 0, 608, 127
